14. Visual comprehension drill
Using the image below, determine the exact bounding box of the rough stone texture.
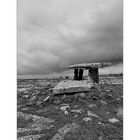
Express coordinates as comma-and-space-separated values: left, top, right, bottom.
71, 109, 84, 114
17, 134, 45, 140
60, 105, 70, 114
17, 75, 123, 140
17, 112, 54, 137
51, 123, 79, 140
68, 62, 112, 69
117, 107, 123, 118
53, 80, 93, 94
88, 68, 99, 83
74, 69, 79, 80
78, 69, 84, 80
108, 118, 120, 123
78, 92, 86, 98
83, 117, 92, 122
87, 111, 99, 118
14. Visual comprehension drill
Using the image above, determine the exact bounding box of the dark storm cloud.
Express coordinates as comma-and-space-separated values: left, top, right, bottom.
18, 0, 123, 75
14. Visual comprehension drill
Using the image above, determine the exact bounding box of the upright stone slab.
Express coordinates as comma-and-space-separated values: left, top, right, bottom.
78, 69, 83, 80
88, 68, 99, 83
74, 69, 79, 80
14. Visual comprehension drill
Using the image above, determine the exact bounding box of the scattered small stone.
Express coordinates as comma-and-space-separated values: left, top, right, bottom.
61, 103, 69, 106
54, 99, 61, 104
79, 92, 86, 98
60, 105, 70, 111
100, 100, 107, 105
21, 107, 29, 111
32, 92, 36, 96
60, 105, 70, 114
92, 95, 100, 100
87, 104, 97, 108
87, 111, 99, 118
71, 109, 83, 114
74, 93, 79, 98
74, 105, 78, 108
27, 102, 34, 106
49, 88, 53, 91
105, 89, 110, 92
61, 94, 66, 99
97, 122, 105, 126
51, 123, 79, 140
74, 114, 78, 118
43, 96, 50, 102
104, 94, 114, 101
17, 134, 45, 140
23, 95, 29, 98
117, 107, 123, 117
108, 118, 119, 123
64, 111, 69, 115
36, 101, 42, 106
97, 122, 102, 125
36, 108, 48, 113
18, 88, 28, 92
83, 117, 92, 122
29, 96, 36, 102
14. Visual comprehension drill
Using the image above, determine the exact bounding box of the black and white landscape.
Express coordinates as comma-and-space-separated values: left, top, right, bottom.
17, 0, 123, 139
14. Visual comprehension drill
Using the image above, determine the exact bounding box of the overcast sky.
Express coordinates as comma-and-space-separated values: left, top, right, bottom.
18, 0, 123, 75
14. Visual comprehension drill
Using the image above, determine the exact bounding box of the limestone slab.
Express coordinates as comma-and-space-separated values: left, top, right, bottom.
68, 62, 111, 69
53, 80, 93, 94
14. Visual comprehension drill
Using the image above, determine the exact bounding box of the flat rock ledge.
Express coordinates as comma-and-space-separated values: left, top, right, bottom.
68, 62, 112, 69
53, 80, 93, 95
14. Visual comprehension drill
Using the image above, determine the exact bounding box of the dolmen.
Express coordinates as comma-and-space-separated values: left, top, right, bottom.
53, 62, 112, 95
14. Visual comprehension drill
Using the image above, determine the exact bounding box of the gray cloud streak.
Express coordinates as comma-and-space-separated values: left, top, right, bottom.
18, 0, 123, 75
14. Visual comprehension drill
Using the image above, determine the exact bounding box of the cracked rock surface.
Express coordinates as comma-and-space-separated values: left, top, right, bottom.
17, 75, 123, 140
